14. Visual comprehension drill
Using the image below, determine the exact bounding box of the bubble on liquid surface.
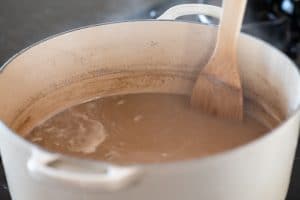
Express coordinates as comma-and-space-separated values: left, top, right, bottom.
66, 111, 106, 153
31, 109, 107, 154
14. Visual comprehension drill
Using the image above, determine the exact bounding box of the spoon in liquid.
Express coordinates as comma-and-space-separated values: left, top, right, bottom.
191, 0, 247, 120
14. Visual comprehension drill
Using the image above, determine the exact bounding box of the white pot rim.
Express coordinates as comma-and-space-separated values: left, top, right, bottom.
1, 20, 300, 169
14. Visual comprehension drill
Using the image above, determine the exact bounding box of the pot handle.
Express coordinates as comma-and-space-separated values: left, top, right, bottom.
27, 148, 142, 191
157, 4, 221, 20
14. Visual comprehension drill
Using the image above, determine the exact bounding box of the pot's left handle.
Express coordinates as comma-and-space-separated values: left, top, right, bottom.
157, 4, 221, 20
27, 148, 142, 191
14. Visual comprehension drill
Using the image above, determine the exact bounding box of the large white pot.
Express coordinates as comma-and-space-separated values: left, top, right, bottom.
0, 4, 300, 200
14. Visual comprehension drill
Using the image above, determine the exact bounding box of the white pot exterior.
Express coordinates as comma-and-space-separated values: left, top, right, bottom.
0, 4, 300, 200
1, 115, 300, 200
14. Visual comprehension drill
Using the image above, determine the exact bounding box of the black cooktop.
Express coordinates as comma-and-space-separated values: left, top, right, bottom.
0, 159, 10, 199
0, 0, 299, 199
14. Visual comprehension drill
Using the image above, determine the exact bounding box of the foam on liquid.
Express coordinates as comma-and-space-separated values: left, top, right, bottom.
27, 94, 269, 164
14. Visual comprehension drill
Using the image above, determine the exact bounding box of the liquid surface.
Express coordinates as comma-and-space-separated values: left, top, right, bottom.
27, 94, 269, 164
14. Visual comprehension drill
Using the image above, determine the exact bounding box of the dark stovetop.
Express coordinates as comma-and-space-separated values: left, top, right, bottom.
0, 159, 10, 200
0, 0, 299, 199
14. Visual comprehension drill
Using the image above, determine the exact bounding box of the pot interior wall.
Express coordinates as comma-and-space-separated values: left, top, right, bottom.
0, 21, 299, 135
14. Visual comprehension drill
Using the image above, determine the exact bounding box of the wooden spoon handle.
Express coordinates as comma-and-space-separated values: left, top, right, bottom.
215, 0, 247, 57
202, 0, 247, 86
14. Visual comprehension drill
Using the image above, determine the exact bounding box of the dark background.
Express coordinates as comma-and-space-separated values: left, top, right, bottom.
0, 0, 299, 199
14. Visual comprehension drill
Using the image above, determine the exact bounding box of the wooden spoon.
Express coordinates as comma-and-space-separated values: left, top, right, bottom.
191, 0, 247, 120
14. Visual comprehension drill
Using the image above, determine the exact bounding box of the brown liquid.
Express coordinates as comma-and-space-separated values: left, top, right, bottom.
27, 94, 269, 164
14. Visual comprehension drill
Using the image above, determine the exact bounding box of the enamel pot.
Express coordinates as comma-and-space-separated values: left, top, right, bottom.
0, 4, 300, 200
